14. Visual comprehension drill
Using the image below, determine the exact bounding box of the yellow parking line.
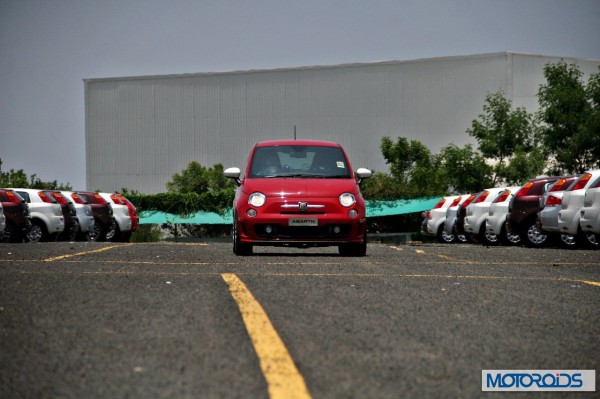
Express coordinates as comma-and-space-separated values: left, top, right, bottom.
221, 273, 312, 399
415, 249, 425, 254
43, 244, 133, 262
389, 246, 404, 251
579, 280, 600, 288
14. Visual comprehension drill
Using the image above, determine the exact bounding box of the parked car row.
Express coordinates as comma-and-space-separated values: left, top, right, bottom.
421, 170, 600, 249
0, 188, 138, 243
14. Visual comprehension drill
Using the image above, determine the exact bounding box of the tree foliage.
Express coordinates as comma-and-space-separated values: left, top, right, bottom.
0, 159, 72, 190
537, 61, 600, 174
166, 162, 236, 193
467, 91, 544, 185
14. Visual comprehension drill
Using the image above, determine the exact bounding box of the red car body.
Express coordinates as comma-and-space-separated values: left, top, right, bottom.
225, 140, 371, 256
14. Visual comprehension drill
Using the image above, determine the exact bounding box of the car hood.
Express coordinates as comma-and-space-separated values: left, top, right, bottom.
242, 178, 360, 198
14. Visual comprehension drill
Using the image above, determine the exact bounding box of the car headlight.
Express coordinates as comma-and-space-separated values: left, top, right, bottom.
339, 193, 356, 207
248, 192, 266, 207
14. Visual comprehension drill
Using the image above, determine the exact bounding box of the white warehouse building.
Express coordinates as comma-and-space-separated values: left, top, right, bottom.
84, 52, 600, 194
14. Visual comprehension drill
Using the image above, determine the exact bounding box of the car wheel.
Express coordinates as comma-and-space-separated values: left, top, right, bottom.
86, 221, 105, 242
558, 233, 578, 249
437, 225, 455, 243
25, 220, 47, 243
579, 230, 599, 249
521, 221, 548, 247
339, 234, 367, 257
479, 225, 499, 246
106, 222, 118, 241
500, 224, 521, 246
232, 218, 252, 255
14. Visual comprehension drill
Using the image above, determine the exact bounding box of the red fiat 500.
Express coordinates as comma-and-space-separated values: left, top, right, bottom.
225, 140, 372, 256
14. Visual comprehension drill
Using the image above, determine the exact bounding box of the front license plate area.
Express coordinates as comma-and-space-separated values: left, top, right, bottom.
288, 218, 318, 227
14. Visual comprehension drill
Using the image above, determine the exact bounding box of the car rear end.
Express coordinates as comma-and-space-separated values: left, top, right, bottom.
44, 190, 80, 240
99, 192, 133, 241
13, 189, 64, 242
421, 196, 458, 242
558, 171, 599, 235
0, 189, 31, 243
73, 191, 115, 241
537, 177, 578, 234
61, 191, 95, 236
579, 176, 600, 234
486, 186, 520, 235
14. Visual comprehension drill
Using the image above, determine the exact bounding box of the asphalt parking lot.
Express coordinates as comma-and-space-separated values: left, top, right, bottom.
1, 241, 599, 398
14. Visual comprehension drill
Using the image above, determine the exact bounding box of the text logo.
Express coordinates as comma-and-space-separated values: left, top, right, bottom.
482, 370, 596, 392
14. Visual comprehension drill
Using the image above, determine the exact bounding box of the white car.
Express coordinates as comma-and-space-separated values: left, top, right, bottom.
579, 174, 600, 237
558, 170, 600, 248
464, 187, 507, 245
485, 186, 521, 245
421, 196, 460, 243
98, 192, 133, 241
537, 176, 579, 248
60, 191, 96, 238
11, 188, 64, 242
442, 195, 470, 243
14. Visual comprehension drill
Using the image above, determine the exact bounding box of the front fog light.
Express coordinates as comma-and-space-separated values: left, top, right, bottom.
246, 209, 257, 217
265, 225, 273, 234
333, 225, 341, 234
348, 209, 358, 218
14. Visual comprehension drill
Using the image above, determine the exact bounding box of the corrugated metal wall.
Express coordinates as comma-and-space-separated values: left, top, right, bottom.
85, 53, 600, 194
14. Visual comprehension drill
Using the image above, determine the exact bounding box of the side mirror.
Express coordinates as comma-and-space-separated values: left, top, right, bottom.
355, 168, 372, 185
224, 167, 242, 185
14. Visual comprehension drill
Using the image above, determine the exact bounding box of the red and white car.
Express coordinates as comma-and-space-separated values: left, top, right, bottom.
225, 140, 371, 256
558, 170, 600, 248
98, 192, 139, 242
579, 174, 600, 238
421, 195, 461, 243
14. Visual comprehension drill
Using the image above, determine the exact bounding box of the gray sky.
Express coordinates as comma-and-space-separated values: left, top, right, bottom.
1, 0, 599, 190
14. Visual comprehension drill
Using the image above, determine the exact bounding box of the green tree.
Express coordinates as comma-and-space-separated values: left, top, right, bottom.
166, 162, 236, 193
380, 136, 445, 197
437, 144, 493, 193
537, 61, 599, 173
467, 91, 543, 185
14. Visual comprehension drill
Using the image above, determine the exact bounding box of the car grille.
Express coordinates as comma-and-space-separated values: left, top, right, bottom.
254, 224, 351, 239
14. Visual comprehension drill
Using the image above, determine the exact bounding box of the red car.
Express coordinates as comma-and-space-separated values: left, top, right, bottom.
225, 140, 372, 256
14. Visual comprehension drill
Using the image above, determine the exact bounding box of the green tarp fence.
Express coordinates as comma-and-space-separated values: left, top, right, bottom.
139, 197, 442, 225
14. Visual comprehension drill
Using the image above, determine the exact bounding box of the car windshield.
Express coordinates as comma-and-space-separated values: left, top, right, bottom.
249, 145, 351, 178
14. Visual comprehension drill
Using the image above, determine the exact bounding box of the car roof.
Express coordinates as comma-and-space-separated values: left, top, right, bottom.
254, 140, 341, 148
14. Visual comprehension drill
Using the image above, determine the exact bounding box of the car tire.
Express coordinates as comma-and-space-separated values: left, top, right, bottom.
25, 220, 48, 243
558, 233, 578, 249
579, 229, 599, 249
232, 218, 252, 255
437, 225, 455, 243
500, 224, 521, 246
339, 235, 367, 257
86, 220, 106, 242
479, 225, 499, 246
520, 220, 549, 247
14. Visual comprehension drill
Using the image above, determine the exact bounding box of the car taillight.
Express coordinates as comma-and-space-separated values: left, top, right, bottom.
38, 192, 53, 203
475, 191, 490, 203
550, 178, 568, 192
546, 196, 562, 207
6, 191, 21, 203
425, 211, 431, 219
449, 196, 462, 207
462, 194, 476, 208
494, 190, 511, 203
109, 194, 124, 204
50, 192, 69, 205
94, 194, 108, 204
516, 182, 534, 197
432, 198, 446, 209
71, 193, 85, 204
571, 173, 591, 191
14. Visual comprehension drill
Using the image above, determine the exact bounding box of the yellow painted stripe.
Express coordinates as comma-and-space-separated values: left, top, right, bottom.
389, 246, 404, 251
415, 249, 425, 254
43, 244, 133, 262
579, 280, 600, 288
221, 273, 312, 399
